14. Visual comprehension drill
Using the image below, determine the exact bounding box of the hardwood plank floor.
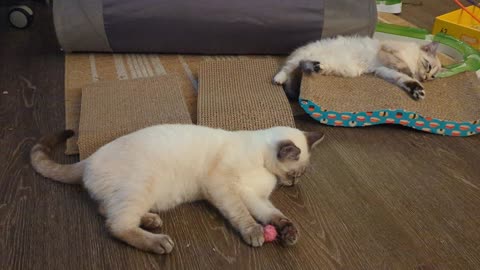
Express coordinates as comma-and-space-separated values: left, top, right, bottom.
1, 1, 479, 269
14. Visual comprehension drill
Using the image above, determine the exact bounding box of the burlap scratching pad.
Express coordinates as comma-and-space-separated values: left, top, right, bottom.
78, 75, 192, 159
64, 54, 202, 155
301, 72, 480, 121
198, 58, 295, 130
300, 72, 480, 136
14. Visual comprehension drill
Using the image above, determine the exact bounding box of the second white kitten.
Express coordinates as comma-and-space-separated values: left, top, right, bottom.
274, 36, 442, 100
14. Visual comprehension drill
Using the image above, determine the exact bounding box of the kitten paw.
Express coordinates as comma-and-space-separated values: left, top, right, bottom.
300, 60, 322, 74
412, 88, 425, 100
271, 217, 299, 246
404, 80, 425, 100
279, 222, 299, 246
150, 234, 174, 254
273, 72, 288, 85
141, 213, 163, 229
242, 224, 265, 247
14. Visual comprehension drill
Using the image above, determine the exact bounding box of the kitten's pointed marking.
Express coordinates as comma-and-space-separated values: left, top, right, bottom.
300, 60, 322, 74
277, 140, 301, 161
404, 80, 425, 100
141, 213, 163, 229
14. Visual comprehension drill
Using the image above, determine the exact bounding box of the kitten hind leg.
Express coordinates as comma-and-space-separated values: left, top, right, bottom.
283, 61, 323, 100
273, 57, 303, 85
283, 69, 302, 100
273, 70, 290, 85
110, 226, 173, 254
105, 200, 173, 254
99, 204, 163, 229
274, 58, 322, 88
299, 60, 322, 74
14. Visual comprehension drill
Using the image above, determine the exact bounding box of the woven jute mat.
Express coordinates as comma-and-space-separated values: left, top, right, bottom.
65, 54, 203, 155
197, 58, 295, 130
300, 72, 480, 122
78, 75, 192, 159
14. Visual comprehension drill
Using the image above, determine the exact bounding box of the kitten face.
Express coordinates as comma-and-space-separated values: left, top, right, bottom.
272, 130, 324, 186
417, 42, 442, 81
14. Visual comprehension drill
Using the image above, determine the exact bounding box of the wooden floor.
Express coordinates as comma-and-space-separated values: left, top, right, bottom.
1, 1, 479, 269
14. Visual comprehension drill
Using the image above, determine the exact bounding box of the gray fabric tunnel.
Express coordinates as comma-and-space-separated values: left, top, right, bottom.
53, 0, 377, 54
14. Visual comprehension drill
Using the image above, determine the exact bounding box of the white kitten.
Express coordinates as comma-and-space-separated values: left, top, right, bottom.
31, 124, 324, 254
273, 36, 442, 100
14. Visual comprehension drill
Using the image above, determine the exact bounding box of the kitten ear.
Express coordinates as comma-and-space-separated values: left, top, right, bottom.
304, 131, 325, 149
421, 42, 439, 55
277, 140, 301, 161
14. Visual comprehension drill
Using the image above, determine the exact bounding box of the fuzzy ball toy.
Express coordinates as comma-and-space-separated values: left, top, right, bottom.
263, 225, 278, 242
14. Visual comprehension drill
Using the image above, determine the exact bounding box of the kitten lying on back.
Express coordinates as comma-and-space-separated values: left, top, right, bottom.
31, 124, 324, 254
273, 36, 442, 100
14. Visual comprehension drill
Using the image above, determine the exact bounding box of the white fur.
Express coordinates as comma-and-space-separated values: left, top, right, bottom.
85, 125, 310, 209
274, 36, 442, 100
33, 124, 322, 254
275, 36, 381, 81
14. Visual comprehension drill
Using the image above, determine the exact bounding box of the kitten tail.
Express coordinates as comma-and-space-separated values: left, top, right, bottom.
30, 130, 84, 184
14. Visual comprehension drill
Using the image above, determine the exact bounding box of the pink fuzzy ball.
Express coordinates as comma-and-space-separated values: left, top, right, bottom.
263, 225, 278, 242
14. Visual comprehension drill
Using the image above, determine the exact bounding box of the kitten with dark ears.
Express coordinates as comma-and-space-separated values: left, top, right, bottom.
31, 124, 324, 254
274, 36, 442, 101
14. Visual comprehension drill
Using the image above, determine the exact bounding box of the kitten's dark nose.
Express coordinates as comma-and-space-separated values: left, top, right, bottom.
431, 75, 435, 78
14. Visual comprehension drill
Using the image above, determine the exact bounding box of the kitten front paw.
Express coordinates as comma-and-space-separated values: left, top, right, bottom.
279, 221, 299, 246
404, 80, 425, 100
271, 216, 299, 246
273, 72, 288, 85
242, 224, 264, 247
300, 60, 321, 74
